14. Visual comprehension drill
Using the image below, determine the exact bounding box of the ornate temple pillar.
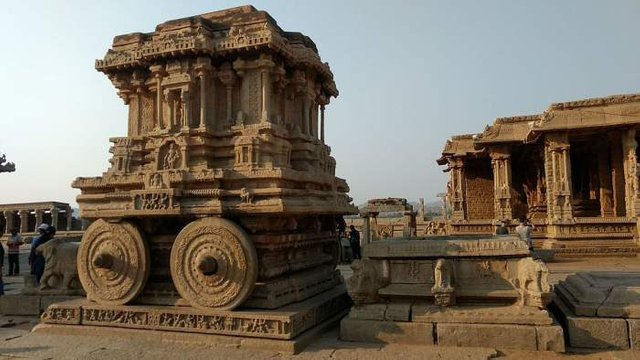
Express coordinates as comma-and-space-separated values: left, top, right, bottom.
259, 59, 274, 123
370, 213, 379, 241
611, 132, 626, 216
162, 89, 175, 130
622, 129, 639, 217
545, 133, 573, 222
449, 158, 466, 221
490, 146, 513, 221
35, 209, 44, 230
150, 65, 165, 131
320, 104, 326, 143
180, 88, 191, 131
217, 63, 237, 126
195, 57, 213, 130
3, 210, 14, 234
19, 209, 29, 233
403, 210, 416, 237
66, 206, 73, 231
50, 207, 59, 229
598, 144, 614, 217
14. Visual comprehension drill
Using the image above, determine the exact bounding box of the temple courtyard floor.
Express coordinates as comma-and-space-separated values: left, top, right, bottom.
1, 256, 640, 359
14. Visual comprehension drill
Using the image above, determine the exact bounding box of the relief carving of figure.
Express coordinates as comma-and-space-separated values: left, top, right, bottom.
150, 173, 164, 189
240, 187, 253, 204
163, 143, 180, 169
431, 258, 455, 306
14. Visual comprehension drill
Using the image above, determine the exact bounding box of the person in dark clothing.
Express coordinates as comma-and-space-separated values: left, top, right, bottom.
495, 221, 509, 235
0, 239, 4, 295
349, 225, 361, 260
29, 224, 54, 285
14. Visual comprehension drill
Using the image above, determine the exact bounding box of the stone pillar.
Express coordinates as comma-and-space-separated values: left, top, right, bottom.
217, 63, 237, 126
622, 129, 639, 217
150, 65, 164, 131
545, 133, 573, 222
598, 144, 614, 217
449, 158, 466, 221
403, 211, 416, 237
611, 133, 626, 216
490, 146, 513, 221
19, 210, 29, 234
3, 210, 14, 234
370, 213, 379, 241
320, 104, 325, 143
302, 93, 312, 136
361, 213, 371, 245
162, 89, 174, 130
195, 57, 213, 130
66, 206, 73, 231
260, 67, 272, 123
35, 209, 44, 230
180, 89, 191, 131
50, 207, 59, 229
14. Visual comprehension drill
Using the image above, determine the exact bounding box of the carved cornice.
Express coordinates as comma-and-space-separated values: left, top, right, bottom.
549, 93, 640, 110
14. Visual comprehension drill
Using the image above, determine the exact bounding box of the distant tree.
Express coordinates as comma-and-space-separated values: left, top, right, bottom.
0, 153, 15, 173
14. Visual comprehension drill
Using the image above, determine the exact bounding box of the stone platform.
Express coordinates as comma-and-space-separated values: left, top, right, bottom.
553, 272, 640, 350
340, 303, 564, 351
37, 286, 351, 354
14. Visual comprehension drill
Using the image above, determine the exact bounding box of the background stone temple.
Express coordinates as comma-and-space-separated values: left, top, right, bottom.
0, 202, 75, 235
438, 94, 640, 256
41, 6, 356, 351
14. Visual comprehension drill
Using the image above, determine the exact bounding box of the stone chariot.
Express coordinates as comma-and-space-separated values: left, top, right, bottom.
71, 6, 356, 312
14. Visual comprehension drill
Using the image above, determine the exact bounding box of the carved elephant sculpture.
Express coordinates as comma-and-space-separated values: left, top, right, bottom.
346, 259, 389, 305
36, 238, 80, 290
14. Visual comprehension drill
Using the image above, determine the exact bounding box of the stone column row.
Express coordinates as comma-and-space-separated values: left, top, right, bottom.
2, 207, 74, 234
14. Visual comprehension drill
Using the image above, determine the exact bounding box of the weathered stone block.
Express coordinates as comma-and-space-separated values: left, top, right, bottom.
0, 295, 40, 315
566, 316, 628, 349
384, 303, 411, 322
340, 318, 434, 345
40, 296, 82, 312
536, 325, 565, 352
348, 304, 386, 320
436, 323, 537, 350
626, 319, 640, 349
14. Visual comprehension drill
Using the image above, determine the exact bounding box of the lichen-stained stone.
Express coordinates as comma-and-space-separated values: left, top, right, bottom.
437, 323, 537, 350
340, 318, 434, 345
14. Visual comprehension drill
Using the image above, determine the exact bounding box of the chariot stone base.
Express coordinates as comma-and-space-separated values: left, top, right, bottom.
552, 272, 640, 350
340, 304, 565, 352
38, 286, 351, 354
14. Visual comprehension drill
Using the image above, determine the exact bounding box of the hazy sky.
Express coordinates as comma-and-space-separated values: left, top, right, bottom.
2, 0, 640, 207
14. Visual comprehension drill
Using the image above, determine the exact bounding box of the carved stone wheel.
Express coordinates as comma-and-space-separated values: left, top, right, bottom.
78, 219, 150, 305
170, 217, 258, 310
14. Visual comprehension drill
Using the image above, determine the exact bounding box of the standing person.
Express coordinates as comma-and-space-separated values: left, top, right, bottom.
349, 225, 361, 260
515, 217, 535, 251
7, 229, 23, 276
336, 217, 346, 238
29, 223, 52, 285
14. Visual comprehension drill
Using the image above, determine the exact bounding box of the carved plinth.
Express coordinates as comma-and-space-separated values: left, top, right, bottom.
342, 235, 563, 352
39, 286, 351, 353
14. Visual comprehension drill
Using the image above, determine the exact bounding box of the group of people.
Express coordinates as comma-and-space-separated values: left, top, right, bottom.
0, 223, 57, 294
336, 218, 362, 261
495, 216, 536, 250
